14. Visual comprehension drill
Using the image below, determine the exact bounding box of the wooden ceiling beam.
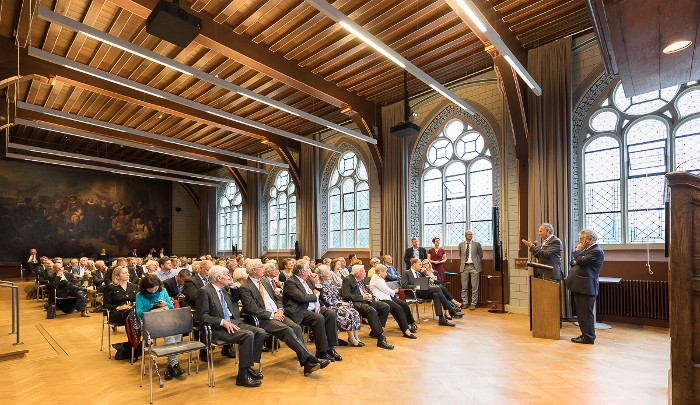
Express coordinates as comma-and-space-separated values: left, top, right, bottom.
105, 0, 377, 127
0, 39, 306, 157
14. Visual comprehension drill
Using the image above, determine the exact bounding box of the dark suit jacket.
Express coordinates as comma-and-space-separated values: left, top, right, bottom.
341, 274, 373, 303
183, 274, 207, 309
23, 255, 39, 272
127, 267, 141, 284
240, 277, 281, 320
163, 277, 182, 298
103, 282, 138, 313
401, 269, 424, 290
282, 275, 321, 325
566, 244, 604, 296
530, 235, 563, 280
195, 283, 245, 342
96, 253, 111, 263
48, 273, 79, 298
37, 265, 52, 285
404, 246, 428, 269
92, 270, 108, 289
128, 252, 139, 257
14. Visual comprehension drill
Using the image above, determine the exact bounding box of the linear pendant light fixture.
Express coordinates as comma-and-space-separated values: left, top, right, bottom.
10, 143, 234, 184
27, 46, 343, 154
6, 152, 222, 187
304, 0, 476, 114
17, 101, 286, 169
36, 6, 375, 146
13, 117, 269, 174
449, 0, 542, 96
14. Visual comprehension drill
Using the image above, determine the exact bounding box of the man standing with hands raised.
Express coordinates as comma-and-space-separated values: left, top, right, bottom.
521, 223, 563, 280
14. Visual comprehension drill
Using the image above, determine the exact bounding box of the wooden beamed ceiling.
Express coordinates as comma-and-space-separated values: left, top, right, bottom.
0, 0, 592, 175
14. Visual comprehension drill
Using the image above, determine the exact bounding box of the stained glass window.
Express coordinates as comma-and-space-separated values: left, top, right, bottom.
268, 170, 296, 250
218, 182, 243, 252
422, 119, 493, 247
581, 80, 700, 244
327, 151, 370, 249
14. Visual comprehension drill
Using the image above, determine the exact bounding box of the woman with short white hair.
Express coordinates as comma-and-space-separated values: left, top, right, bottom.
315, 265, 362, 346
369, 264, 417, 338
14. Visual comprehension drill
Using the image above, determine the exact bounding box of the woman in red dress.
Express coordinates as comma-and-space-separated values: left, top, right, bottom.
427, 237, 447, 280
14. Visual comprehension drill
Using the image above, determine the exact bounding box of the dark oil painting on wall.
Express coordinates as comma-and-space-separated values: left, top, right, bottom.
0, 160, 171, 261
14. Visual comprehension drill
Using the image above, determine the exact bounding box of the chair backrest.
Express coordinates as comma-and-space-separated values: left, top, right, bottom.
142, 307, 193, 339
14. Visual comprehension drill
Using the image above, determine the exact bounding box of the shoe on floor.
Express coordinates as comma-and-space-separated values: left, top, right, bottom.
404, 333, 418, 339
303, 361, 321, 376
164, 365, 175, 381
571, 335, 595, 344
172, 363, 186, 377
469, 305, 476, 310
235, 370, 262, 388
438, 317, 456, 327
377, 339, 394, 350
247, 367, 263, 380
81, 311, 91, 317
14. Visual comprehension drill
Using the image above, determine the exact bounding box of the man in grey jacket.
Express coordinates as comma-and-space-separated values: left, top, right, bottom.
458, 230, 483, 310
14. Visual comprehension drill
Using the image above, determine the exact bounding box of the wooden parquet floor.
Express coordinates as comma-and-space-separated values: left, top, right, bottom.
0, 295, 669, 405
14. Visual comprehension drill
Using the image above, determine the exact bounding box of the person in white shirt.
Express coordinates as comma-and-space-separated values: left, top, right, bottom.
369, 265, 417, 339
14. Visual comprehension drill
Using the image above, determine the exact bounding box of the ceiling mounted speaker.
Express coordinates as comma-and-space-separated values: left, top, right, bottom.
146, 0, 202, 48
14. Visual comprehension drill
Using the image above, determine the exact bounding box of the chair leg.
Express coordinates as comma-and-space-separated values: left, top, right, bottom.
107, 324, 112, 359
149, 354, 153, 404
101, 320, 105, 353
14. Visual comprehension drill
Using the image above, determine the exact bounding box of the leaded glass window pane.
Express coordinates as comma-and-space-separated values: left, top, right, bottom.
268, 170, 296, 251
445, 120, 464, 141
584, 136, 621, 243
455, 132, 484, 161
613, 82, 679, 115
427, 139, 454, 166
677, 90, 700, 118
326, 152, 371, 249
218, 182, 243, 252
420, 119, 493, 248
675, 118, 700, 173
590, 109, 618, 132
339, 152, 357, 176
356, 161, 368, 181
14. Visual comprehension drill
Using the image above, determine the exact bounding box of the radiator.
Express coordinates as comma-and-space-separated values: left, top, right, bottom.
443, 273, 494, 304
596, 280, 668, 320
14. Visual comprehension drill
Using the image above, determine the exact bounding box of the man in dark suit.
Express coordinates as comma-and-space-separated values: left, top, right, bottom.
164, 269, 191, 299
92, 260, 108, 292
404, 237, 427, 270
240, 259, 330, 376
402, 258, 456, 326
341, 266, 394, 350
128, 248, 139, 258
566, 229, 605, 344
282, 259, 341, 362
195, 265, 266, 387
23, 248, 40, 275
521, 222, 563, 280
126, 257, 143, 283
48, 262, 90, 317
458, 230, 483, 310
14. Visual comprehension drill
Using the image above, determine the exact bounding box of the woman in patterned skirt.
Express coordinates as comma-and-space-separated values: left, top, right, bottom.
315, 265, 363, 346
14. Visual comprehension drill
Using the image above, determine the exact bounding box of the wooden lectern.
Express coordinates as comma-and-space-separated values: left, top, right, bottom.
530, 276, 561, 340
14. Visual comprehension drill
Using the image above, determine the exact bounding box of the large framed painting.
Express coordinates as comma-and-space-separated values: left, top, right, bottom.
0, 160, 171, 261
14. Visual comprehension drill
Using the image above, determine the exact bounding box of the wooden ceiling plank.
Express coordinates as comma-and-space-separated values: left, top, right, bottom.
43, 81, 64, 109
253, 1, 312, 44
502, 0, 567, 24
508, 1, 583, 31
24, 78, 40, 105
493, 0, 531, 13
65, 0, 107, 60
189, 0, 215, 13
107, 0, 377, 125
88, 8, 131, 69
228, 0, 268, 32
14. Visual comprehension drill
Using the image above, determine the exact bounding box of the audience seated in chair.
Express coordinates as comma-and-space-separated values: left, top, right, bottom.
103, 266, 138, 324
136, 275, 185, 381
341, 265, 394, 350
315, 265, 362, 347
48, 262, 90, 317
369, 264, 418, 339
195, 265, 266, 387
402, 258, 456, 326
164, 269, 191, 301
240, 259, 330, 376
421, 259, 463, 317
282, 259, 342, 362
93, 260, 109, 292
155, 257, 175, 282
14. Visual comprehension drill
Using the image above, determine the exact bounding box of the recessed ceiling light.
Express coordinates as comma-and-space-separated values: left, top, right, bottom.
663, 40, 692, 54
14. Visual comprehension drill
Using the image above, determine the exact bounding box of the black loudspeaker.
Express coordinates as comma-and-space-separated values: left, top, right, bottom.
146, 0, 202, 48
492, 207, 501, 271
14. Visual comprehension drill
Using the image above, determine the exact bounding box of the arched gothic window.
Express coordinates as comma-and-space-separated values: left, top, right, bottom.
422, 118, 493, 247
268, 170, 297, 250
218, 182, 242, 251
581, 80, 700, 243
327, 151, 370, 249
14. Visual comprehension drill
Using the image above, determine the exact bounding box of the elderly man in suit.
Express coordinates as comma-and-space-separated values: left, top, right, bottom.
240, 259, 330, 376
195, 265, 266, 387
23, 248, 40, 275
282, 259, 341, 362
458, 230, 483, 310
402, 258, 456, 326
403, 237, 427, 270
521, 223, 563, 280
566, 229, 605, 344
341, 265, 395, 349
